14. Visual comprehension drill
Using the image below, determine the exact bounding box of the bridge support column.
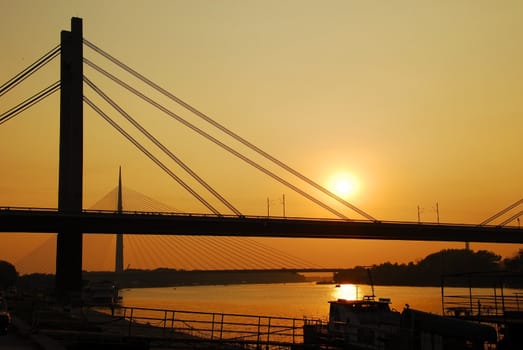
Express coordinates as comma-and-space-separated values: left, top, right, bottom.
115, 167, 124, 273
56, 17, 84, 301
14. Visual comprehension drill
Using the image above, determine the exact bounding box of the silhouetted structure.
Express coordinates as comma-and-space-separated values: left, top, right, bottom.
56, 17, 83, 300
115, 167, 124, 273
1, 16, 522, 302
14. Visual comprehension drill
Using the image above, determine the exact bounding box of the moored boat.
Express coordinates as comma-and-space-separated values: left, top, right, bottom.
83, 280, 120, 307
303, 293, 497, 349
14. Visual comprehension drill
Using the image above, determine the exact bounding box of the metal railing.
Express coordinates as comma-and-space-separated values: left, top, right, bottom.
442, 272, 523, 320
443, 292, 523, 318
29, 303, 307, 348
109, 306, 305, 348
3, 205, 523, 227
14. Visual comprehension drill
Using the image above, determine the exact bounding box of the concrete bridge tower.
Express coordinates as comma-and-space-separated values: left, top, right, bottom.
55, 17, 84, 300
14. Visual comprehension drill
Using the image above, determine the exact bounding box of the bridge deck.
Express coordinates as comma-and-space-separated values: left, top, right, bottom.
1, 207, 522, 243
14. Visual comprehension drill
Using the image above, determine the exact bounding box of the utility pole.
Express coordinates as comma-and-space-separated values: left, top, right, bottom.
56, 17, 84, 301
282, 194, 286, 218
115, 167, 124, 273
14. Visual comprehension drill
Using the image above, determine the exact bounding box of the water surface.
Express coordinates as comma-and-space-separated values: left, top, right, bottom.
120, 282, 446, 319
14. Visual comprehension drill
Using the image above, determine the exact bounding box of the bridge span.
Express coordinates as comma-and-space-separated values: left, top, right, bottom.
1, 207, 521, 243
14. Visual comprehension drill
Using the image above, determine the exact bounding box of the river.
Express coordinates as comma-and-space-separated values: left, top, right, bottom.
119, 282, 449, 320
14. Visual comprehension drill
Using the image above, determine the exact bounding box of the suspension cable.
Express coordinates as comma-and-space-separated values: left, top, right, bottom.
238, 237, 324, 268
84, 58, 349, 219
205, 236, 268, 269
498, 210, 523, 227
84, 76, 242, 216
0, 44, 60, 98
0, 81, 60, 126
479, 198, 523, 226
83, 95, 222, 215
211, 236, 302, 269
83, 39, 376, 221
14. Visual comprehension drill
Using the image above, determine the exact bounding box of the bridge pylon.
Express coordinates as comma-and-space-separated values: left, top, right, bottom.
55, 17, 84, 300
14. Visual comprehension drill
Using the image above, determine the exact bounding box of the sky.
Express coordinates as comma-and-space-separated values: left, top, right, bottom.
0, 0, 522, 275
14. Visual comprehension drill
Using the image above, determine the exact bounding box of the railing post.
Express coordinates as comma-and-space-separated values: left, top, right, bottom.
211, 313, 215, 340
468, 277, 473, 315
440, 276, 445, 315
292, 319, 296, 344
163, 310, 167, 337
266, 317, 271, 347
257, 316, 262, 346
220, 314, 224, 340
128, 308, 134, 336
501, 282, 506, 314
494, 285, 499, 315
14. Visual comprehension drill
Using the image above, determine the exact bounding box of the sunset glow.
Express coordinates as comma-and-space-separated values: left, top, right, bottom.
328, 173, 359, 199
1, 1, 522, 275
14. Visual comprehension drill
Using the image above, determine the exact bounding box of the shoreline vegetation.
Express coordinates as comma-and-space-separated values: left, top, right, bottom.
8, 248, 523, 291
334, 248, 522, 287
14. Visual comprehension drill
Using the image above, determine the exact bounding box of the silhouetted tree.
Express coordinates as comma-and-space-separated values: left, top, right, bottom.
418, 249, 500, 274
0, 260, 18, 290
503, 249, 523, 272
16, 273, 54, 293
334, 249, 502, 286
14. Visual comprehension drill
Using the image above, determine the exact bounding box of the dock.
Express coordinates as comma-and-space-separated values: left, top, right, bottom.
7, 296, 306, 349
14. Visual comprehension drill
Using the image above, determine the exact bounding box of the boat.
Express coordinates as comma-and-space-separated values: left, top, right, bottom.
83, 280, 121, 307
303, 293, 497, 349
304, 294, 401, 349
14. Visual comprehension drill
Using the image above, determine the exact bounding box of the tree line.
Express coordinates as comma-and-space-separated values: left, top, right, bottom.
2, 248, 523, 290
334, 248, 523, 286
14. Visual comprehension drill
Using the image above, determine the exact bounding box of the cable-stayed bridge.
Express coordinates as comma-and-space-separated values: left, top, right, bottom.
1, 18, 522, 298
11, 184, 329, 272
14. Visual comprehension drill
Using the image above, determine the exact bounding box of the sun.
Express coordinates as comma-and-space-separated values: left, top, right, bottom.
328, 173, 359, 199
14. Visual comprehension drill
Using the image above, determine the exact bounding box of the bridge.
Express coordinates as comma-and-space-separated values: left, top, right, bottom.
1, 18, 521, 299
1, 207, 521, 242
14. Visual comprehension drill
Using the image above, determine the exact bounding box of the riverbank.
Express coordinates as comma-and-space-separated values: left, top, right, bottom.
17, 269, 308, 292
86, 269, 307, 288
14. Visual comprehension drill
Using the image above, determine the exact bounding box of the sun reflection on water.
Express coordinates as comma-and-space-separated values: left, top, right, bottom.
333, 284, 359, 301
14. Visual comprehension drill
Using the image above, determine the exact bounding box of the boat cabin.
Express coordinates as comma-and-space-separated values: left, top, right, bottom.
326, 296, 401, 349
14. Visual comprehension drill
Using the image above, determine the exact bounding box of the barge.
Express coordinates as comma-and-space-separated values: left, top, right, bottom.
303, 294, 497, 349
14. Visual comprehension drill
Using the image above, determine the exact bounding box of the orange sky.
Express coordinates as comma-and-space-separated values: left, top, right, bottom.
1, 0, 522, 275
